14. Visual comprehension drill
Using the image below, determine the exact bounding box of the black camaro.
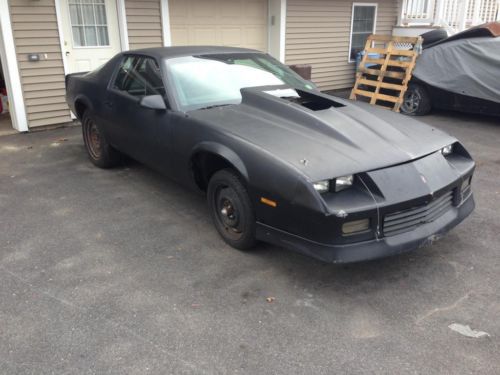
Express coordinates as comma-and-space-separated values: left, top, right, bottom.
65, 46, 475, 263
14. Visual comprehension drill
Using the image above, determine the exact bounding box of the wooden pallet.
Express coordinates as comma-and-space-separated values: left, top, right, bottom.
350, 35, 423, 112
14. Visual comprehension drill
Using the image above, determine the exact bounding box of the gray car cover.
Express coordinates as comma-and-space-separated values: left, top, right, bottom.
413, 37, 500, 103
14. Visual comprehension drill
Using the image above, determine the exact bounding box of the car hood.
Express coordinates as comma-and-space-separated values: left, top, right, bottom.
188, 87, 456, 181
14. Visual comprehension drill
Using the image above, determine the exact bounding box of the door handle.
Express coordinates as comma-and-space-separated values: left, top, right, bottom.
65, 51, 70, 56
104, 100, 113, 108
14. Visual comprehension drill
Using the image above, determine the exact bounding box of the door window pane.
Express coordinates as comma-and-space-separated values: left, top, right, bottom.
69, 4, 82, 24
69, 0, 110, 47
349, 5, 377, 61
97, 26, 109, 45
114, 56, 166, 98
72, 26, 84, 46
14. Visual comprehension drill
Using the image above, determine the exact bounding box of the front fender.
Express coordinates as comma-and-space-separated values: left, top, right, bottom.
191, 141, 249, 181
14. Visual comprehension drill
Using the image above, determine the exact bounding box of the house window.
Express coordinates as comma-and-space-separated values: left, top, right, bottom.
69, 0, 110, 47
349, 4, 377, 62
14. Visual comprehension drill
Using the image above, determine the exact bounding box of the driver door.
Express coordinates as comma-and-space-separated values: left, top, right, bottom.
104, 55, 172, 169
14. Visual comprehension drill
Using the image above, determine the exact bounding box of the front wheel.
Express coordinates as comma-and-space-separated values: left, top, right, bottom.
401, 83, 432, 116
82, 111, 121, 168
207, 169, 257, 250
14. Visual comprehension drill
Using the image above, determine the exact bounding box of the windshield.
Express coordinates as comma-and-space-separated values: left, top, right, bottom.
165, 53, 314, 111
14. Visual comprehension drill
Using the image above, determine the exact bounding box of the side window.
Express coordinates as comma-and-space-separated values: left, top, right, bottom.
113, 56, 166, 97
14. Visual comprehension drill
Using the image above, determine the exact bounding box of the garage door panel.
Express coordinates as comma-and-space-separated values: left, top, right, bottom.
191, 2, 217, 20
220, 0, 243, 19
169, 0, 188, 17
221, 27, 243, 46
244, 0, 268, 22
171, 27, 189, 45
245, 27, 266, 45
192, 28, 218, 45
170, 0, 268, 52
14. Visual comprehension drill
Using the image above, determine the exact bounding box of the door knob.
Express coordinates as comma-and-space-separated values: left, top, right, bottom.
65, 51, 70, 56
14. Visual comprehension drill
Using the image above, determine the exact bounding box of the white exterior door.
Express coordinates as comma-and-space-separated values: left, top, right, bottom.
60, 0, 122, 73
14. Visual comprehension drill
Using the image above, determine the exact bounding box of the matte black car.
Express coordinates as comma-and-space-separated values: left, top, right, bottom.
65, 46, 475, 263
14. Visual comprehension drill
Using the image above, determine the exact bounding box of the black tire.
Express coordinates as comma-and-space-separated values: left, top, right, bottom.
207, 169, 257, 250
401, 83, 432, 116
81, 110, 121, 168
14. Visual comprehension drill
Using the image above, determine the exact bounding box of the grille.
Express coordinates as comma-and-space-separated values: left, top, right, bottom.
383, 191, 454, 237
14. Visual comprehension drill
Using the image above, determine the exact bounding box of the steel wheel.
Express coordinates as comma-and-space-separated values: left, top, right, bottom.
81, 110, 121, 168
207, 169, 257, 250
213, 185, 245, 240
83, 117, 102, 160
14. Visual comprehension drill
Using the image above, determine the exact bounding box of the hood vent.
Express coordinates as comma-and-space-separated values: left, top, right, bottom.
283, 89, 345, 111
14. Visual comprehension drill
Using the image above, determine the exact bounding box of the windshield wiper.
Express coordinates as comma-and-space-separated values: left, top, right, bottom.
198, 104, 232, 110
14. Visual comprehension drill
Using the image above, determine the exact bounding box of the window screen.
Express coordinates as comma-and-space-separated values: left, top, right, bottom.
114, 56, 166, 98
349, 5, 377, 61
69, 0, 110, 47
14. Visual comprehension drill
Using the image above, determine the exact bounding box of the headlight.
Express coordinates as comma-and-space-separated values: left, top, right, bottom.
335, 175, 354, 192
440, 144, 453, 156
313, 175, 354, 194
313, 180, 330, 194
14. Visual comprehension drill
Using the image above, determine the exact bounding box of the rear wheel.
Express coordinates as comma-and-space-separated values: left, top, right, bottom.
401, 83, 432, 116
82, 111, 121, 168
207, 169, 257, 250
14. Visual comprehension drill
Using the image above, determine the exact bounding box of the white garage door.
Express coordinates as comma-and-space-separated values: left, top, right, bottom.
169, 0, 268, 52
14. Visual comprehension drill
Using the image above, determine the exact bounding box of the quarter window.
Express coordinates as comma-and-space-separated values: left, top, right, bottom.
113, 56, 166, 97
69, 0, 110, 47
349, 4, 377, 61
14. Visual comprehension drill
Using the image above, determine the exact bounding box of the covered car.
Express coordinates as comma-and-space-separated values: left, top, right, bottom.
401, 22, 500, 116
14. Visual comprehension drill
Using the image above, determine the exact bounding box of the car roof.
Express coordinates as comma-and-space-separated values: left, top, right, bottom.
124, 46, 264, 60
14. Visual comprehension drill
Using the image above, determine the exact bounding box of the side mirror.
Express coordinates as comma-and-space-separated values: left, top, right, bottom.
140, 95, 167, 111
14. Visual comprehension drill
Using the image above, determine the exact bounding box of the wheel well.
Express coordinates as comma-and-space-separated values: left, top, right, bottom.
191, 152, 240, 191
74, 100, 87, 120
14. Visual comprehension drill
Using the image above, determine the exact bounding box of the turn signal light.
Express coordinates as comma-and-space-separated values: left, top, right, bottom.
260, 197, 277, 207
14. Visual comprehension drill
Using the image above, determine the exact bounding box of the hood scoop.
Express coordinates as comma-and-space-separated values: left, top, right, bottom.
242, 86, 345, 111
282, 89, 345, 111
239, 86, 356, 147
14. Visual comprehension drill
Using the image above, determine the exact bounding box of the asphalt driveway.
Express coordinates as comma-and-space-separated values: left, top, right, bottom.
0, 110, 499, 374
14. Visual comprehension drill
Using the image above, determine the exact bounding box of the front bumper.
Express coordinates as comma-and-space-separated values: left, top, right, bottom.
256, 193, 475, 264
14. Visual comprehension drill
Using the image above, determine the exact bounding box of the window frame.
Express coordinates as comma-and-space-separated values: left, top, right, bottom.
109, 54, 168, 102
348, 3, 378, 63
68, 0, 111, 49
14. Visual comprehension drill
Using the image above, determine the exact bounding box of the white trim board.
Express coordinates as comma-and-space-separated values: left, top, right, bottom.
117, 0, 130, 51
54, 0, 74, 119
54, 0, 70, 76
279, 0, 286, 63
0, 0, 28, 132
161, 0, 172, 46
